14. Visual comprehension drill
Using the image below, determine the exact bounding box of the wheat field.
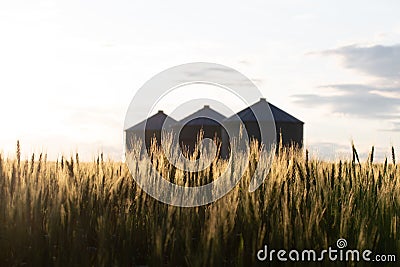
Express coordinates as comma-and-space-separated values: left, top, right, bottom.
0, 141, 399, 266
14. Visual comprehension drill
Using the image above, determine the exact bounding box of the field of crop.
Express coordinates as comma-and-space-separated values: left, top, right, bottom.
0, 141, 399, 266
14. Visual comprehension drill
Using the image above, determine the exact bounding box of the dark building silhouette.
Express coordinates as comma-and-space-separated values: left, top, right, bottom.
125, 110, 176, 151
172, 105, 228, 156
223, 98, 304, 151
125, 99, 304, 156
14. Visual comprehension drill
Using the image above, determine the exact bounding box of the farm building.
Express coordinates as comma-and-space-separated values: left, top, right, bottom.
223, 98, 304, 151
172, 105, 229, 156
125, 99, 304, 156
125, 110, 177, 151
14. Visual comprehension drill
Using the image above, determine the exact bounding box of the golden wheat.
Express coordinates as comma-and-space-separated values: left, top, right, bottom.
0, 141, 399, 266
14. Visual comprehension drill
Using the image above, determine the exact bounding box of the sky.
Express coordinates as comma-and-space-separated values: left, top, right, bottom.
0, 0, 399, 161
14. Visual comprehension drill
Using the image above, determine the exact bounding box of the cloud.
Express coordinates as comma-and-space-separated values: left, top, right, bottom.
383, 122, 400, 132
295, 43, 400, 127
293, 84, 400, 119
322, 44, 400, 80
